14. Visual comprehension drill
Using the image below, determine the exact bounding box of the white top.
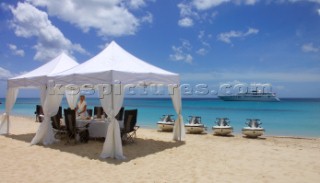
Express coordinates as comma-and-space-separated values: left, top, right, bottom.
77, 100, 87, 118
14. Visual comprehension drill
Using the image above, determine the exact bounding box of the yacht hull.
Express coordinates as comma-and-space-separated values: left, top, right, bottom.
219, 95, 280, 102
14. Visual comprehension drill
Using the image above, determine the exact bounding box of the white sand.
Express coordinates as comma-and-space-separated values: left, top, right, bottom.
0, 116, 319, 183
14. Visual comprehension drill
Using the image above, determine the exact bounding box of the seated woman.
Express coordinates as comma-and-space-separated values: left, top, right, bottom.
75, 95, 87, 119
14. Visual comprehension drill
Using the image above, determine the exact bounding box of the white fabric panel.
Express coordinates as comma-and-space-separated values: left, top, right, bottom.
40, 86, 47, 106
31, 87, 64, 145
65, 88, 80, 110
99, 84, 125, 159
0, 88, 19, 134
169, 85, 186, 141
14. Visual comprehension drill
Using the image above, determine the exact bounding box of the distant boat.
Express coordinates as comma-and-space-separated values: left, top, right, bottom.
212, 117, 233, 136
157, 114, 175, 132
218, 83, 280, 102
185, 116, 206, 134
242, 119, 265, 138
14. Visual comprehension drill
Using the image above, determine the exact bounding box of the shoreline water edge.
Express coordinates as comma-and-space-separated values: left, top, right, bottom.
1, 97, 319, 138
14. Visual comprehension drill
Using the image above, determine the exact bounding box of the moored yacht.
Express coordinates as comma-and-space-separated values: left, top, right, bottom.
218, 83, 280, 102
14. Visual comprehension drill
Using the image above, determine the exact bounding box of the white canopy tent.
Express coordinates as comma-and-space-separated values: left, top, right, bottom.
40, 41, 185, 159
0, 53, 79, 136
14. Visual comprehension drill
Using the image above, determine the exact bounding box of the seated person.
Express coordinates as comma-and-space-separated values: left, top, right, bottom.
75, 95, 87, 119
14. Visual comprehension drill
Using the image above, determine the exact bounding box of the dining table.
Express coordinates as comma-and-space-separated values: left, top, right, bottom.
76, 117, 124, 138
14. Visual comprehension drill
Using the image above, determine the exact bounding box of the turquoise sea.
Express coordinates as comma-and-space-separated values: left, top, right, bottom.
0, 97, 319, 137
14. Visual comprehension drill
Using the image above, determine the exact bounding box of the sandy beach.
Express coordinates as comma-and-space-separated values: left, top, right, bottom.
0, 116, 319, 183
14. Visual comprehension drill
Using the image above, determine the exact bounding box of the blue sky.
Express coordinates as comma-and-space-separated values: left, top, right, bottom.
0, 0, 320, 98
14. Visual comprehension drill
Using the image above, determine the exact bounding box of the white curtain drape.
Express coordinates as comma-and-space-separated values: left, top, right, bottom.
31, 85, 64, 145
0, 87, 19, 135
65, 88, 80, 109
99, 84, 125, 159
169, 85, 185, 141
40, 86, 47, 106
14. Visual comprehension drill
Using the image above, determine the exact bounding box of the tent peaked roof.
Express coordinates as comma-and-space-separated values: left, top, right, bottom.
59, 41, 176, 75
8, 52, 79, 88
13, 52, 78, 78
53, 41, 179, 85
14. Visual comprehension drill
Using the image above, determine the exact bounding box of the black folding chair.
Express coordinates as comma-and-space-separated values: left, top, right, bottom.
121, 109, 139, 144
94, 106, 104, 119
64, 108, 90, 144
115, 107, 124, 120
51, 107, 66, 139
87, 109, 93, 118
34, 105, 44, 122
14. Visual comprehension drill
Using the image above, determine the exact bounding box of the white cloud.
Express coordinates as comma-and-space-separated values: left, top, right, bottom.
98, 42, 111, 50
217, 28, 259, 44
27, 0, 153, 37
246, 0, 259, 4
170, 40, 193, 63
178, 17, 194, 27
242, 0, 260, 5
192, 0, 230, 10
211, 11, 218, 18
10, 2, 87, 61
245, 28, 259, 35
141, 12, 153, 23
301, 43, 319, 53
198, 30, 211, 47
181, 39, 192, 50
8, 44, 25, 57
127, 0, 146, 9
286, 0, 320, 4
196, 48, 208, 55
178, 2, 198, 17
191, 0, 259, 10
177, 3, 199, 27
0, 67, 13, 80
317, 8, 320, 15
196, 31, 212, 55
178, 0, 259, 27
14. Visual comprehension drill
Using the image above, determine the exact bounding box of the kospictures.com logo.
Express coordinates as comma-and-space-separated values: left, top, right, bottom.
47, 80, 274, 97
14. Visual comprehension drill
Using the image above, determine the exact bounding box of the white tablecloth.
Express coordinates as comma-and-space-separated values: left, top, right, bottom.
77, 118, 124, 138
77, 119, 108, 138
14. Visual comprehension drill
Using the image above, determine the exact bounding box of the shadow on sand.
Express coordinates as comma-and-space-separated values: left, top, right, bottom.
5, 133, 185, 165
213, 134, 235, 138
5, 133, 35, 143
242, 135, 267, 140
